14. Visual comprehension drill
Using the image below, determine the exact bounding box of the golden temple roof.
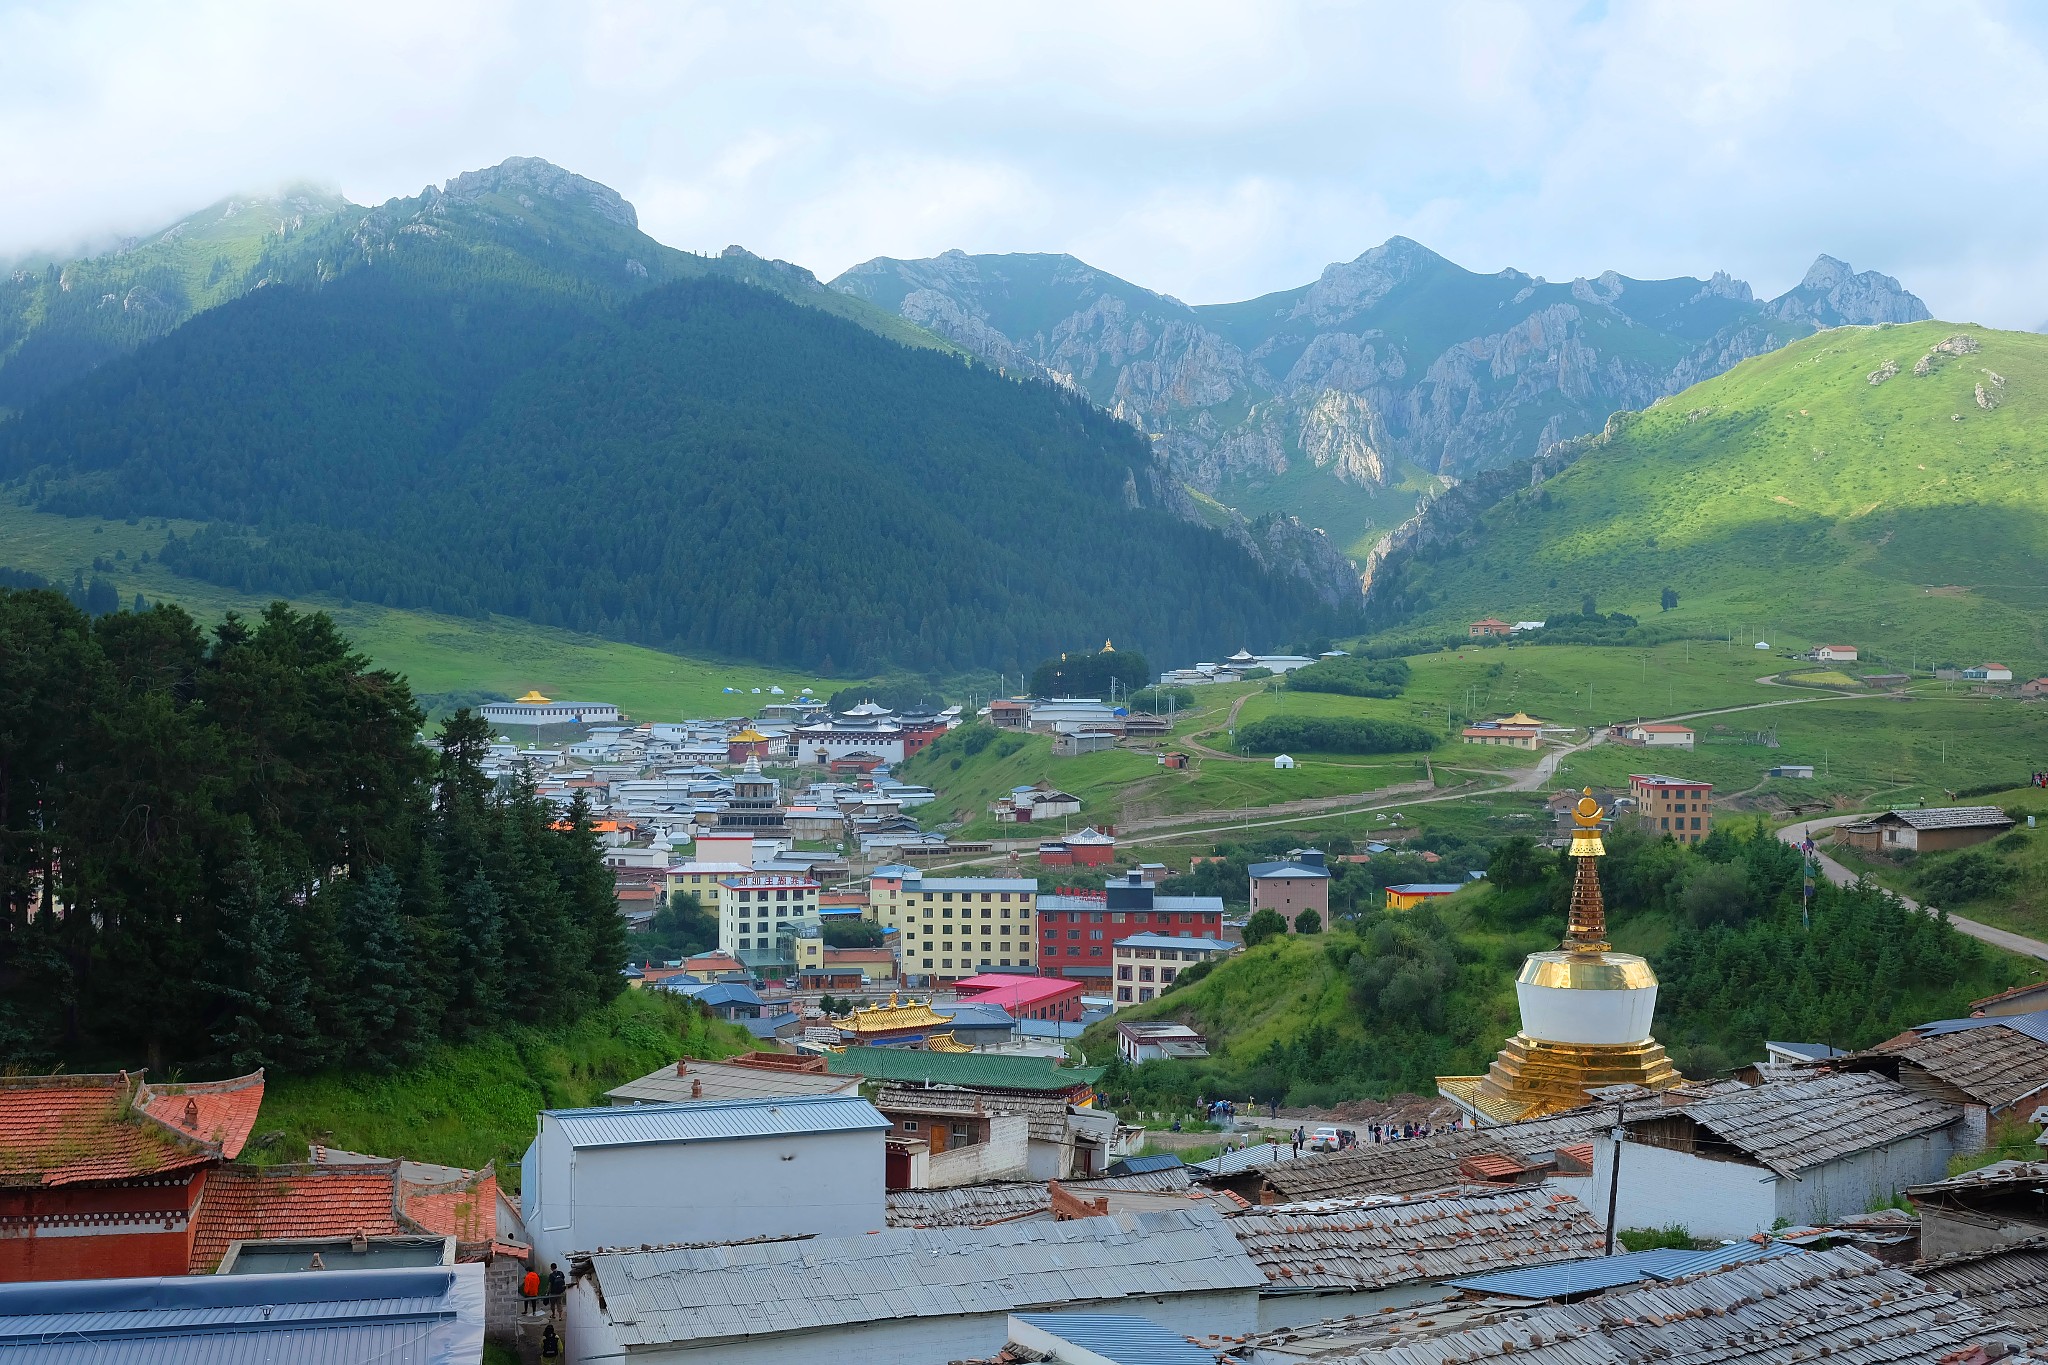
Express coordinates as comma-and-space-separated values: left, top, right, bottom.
925, 1031, 973, 1053
844, 994, 953, 1033
515, 689, 551, 704
1500, 711, 1545, 726
730, 728, 768, 743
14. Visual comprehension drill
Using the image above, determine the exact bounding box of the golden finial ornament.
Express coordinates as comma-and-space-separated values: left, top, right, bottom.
1564, 788, 1610, 953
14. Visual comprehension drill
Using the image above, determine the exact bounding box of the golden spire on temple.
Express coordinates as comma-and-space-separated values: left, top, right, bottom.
1564, 789, 1610, 954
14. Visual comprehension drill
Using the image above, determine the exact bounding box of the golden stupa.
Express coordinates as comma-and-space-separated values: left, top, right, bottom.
1437, 790, 1680, 1124
515, 689, 551, 704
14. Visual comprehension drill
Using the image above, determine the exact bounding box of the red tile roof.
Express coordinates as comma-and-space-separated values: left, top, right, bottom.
0, 1070, 263, 1187
136, 1072, 266, 1159
188, 1163, 411, 1272
400, 1166, 499, 1244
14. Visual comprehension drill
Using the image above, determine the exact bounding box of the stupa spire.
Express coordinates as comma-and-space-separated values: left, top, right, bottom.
1564, 789, 1610, 954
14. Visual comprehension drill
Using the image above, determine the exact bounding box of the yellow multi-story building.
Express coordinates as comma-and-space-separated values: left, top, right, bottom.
662, 860, 757, 914
868, 865, 1039, 984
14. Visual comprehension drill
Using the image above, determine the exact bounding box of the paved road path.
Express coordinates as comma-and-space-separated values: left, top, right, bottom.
1775, 815, 2048, 962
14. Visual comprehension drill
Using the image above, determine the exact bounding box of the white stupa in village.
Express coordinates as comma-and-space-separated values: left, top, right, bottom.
1438, 789, 1680, 1124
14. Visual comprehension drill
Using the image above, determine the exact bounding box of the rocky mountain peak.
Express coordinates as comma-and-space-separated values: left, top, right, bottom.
439, 156, 639, 230
1294, 236, 1453, 325
1770, 254, 1929, 326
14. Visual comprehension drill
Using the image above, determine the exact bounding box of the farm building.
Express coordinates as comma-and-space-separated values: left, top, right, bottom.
1836, 806, 2017, 854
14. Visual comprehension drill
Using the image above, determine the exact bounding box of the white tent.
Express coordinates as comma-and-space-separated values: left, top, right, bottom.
1272, 754, 1296, 769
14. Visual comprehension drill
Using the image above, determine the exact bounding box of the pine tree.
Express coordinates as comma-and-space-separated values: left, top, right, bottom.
346, 865, 427, 1066
444, 867, 505, 1038
207, 845, 317, 1072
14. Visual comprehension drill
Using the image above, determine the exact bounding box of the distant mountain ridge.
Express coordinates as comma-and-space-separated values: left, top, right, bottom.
830, 242, 1929, 556
0, 157, 945, 417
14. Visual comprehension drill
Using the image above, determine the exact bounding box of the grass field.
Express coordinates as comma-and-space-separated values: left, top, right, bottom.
247, 991, 749, 1187
0, 501, 827, 719
1382, 321, 2048, 670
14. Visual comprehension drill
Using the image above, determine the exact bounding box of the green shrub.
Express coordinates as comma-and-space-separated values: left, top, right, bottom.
1236, 715, 1439, 754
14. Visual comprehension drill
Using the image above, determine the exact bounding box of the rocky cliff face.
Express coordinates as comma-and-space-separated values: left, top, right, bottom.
831, 243, 1930, 516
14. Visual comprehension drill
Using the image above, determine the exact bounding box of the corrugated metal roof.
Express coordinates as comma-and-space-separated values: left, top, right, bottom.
1444, 1246, 1699, 1298
546, 1094, 889, 1149
585, 1208, 1264, 1348
1229, 1187, 1604, 1293
604, 1059, 859, 1105
1191, 1141, 1299, 1176
0, 1265, 483, 1364
1012, 1312, 1219, 1365
1108, 1153, 1185, 1176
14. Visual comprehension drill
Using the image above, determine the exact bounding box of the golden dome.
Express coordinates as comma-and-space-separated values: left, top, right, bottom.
516, 690, 551, 704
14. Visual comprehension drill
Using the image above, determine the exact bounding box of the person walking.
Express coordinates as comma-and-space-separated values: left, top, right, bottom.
548, 1262, 566, 1300
541, 1324, 561, 1359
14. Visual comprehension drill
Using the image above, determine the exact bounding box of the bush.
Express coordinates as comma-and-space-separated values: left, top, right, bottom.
1917, 850, 2019, 905
1618, 1224, 1695, 1251
1285, 656, 1412, 698
1236, 715, 1439, 755
1242, 909, 1289, 947
1294, 908, 1322, 935
823, 919, 884, 948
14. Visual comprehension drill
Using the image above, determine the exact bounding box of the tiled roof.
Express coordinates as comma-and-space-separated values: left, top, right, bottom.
1860, 1019, 2048, 1110
1226, 1187, 1603, 1292
400, 1165, 498, 1244
874, 1083, 1073, 1141
1873, 805, 2017, 831
1281, 1247, 2012, 1365
583, 1208, 1264, 1348
1915, 1238, 2048, 1338
825, 1047, 1103, 1092
188, 1162, 411, 1272
885, 1169, 1207, 1228
1253, 1129, 1512, 1201
0, 1070, 264, 1188
1642, 1072, 1960, 1178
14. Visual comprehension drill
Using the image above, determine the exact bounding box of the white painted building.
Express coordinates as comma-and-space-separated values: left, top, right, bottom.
1622, 723, 1695, 749
520, 1094, 890, 1270
479, 691, 621, 727
1587, 1072, 1963, 1240
562, 1208, 1262, 1365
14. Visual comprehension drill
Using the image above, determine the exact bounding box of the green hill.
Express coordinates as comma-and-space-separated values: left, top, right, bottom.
1366, 321, 2048, 668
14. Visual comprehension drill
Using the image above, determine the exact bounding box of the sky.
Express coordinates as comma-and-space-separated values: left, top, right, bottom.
5, 0, 2048, 325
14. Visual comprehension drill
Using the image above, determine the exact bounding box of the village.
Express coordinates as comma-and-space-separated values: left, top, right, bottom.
10, 655, 2048, 1365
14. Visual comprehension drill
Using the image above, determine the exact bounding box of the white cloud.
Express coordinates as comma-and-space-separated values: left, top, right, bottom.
3, 0, 2047, 323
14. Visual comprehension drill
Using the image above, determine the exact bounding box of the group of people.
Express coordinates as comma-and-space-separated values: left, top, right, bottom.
520, 1262, 569, 1359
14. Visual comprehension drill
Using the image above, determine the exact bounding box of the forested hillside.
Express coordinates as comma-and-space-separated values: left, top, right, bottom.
1364, 321, 2048, 665
0, 268, 1353, 672
0, 589, 624, 1072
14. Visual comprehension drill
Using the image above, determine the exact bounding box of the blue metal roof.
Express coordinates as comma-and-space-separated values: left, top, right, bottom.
1113, 933, 1234, 952
740, 1011, 801, 1038
0, 1265, 483, 1364
1106, 1153, 1185, 1176
935, 1003, 1017, 1029
1445, 1241, 1803, 1299
1011, 1312, 1218, 1365
657, 981, 764, 1008
546, 1094, 890, 1149
1247, 860, 1332, 879
1917, 1008, 2048, 1045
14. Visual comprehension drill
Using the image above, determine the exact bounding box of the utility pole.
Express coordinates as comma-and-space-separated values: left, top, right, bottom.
1603, 1096, 1626, 1256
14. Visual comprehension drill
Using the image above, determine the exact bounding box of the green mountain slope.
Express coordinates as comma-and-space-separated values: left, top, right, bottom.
1366, 321, 2048, 668
0, 158, 944, 417
0, 270, 1353, 673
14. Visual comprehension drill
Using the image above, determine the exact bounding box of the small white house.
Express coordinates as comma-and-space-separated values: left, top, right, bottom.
1622, 723, 1695, 750
1963, 663, 2014, 682
522, 1094, 890, 1270
1812, 644, 1859, 663
1271, 753, 1296, 769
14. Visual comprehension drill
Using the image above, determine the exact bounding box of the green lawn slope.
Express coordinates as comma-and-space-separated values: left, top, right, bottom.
0, 501, 826, 719
1384, 321, 2048, 670
247, 991, 750, 1188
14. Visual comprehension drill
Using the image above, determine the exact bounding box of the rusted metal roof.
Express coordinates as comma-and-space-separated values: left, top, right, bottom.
1225, 1186, 1603, 1292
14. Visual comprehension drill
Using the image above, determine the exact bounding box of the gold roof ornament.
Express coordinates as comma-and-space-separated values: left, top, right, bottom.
1102, 639, 1114, 652
844, 996, 954, 1033
1565, 788, 1609, 953
925, 1031, 973, 1053
731, 728, 768, 743
515, 689, 551, 704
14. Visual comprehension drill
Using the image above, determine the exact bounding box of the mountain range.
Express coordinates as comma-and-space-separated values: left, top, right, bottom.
0, 159, 1355, 674
830, 244, 1929, 557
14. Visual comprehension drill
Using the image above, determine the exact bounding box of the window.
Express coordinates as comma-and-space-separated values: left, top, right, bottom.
1661, 817, 1670, 830
1117, 987, 1132, 1002
777, 889, 788, 901
1111, 912, 1126, 924
1090, 946, 1104, 957
1117, 966, 1132, 980
922, 959, 933, 968
942, 892, 954, 903
1162, 967, 1177, 982
981, 907, 992, 919
1090, 912, 1105, 924
1139, 967, 1154, 982
1089, 930, 1104, 941
1067, 929, 1082, 940
1138, 987, 1154, 1002
982, 893, 992, 902
1691, 817, 1702, 830
901, 1119, 920, 1132
942, 959, 953, 968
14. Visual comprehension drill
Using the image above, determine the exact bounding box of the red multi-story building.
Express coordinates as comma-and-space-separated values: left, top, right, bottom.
0, 1070, 264, 1282
1035, 872, 1225, 984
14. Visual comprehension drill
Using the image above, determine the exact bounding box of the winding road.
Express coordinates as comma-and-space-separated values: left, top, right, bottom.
1775, 814, 2048, 962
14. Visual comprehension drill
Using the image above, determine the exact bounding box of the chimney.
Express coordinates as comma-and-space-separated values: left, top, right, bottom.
675, 1060, 687, 1077
184, 1098, 200, 1129
692, 1078, 703, 1099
